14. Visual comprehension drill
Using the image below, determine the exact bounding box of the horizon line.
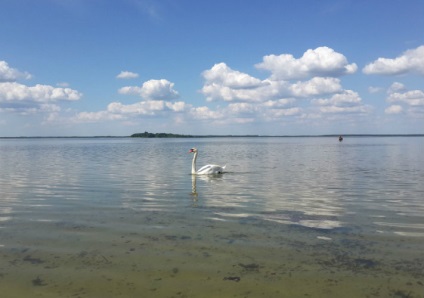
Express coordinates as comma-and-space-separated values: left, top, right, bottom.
1, 133, 424, 139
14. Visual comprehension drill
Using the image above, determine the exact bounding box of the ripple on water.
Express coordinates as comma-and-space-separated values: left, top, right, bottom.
1, 137, 424, 297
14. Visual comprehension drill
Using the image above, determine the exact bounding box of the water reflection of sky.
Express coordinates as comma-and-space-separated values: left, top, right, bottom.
181, 138, 424, 234
1, 137, 424, 237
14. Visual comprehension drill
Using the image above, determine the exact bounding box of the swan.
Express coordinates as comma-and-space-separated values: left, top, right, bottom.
189, 148, 226, 175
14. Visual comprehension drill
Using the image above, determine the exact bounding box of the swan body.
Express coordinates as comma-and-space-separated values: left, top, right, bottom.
189, 148, 226, 175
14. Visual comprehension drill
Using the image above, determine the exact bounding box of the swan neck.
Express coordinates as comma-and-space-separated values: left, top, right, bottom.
191, 151, 198, 174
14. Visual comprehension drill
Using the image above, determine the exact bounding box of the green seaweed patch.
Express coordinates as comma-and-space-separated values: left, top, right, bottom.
23, 255, 45, 265
390, 289, 413, 298
32, 276, 47, 287
238, 263, 261, 272
223, 276, 240, 282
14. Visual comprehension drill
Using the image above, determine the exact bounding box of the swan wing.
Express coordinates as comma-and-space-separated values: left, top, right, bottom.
196, 164, 226, 175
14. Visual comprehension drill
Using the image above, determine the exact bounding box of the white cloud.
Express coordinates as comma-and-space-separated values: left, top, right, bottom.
255, 46, 357, 80
0, 103, 62, 116
0, 82, 82, 102
107, 100, 190, 115
227, 102, 259, 114
201, 83, 262, 102
263, 98, 295, 108
313, 90, 361, 107
116, 71, 139, 79
385, 105, 403, 114
201, 68, 342, 102
107, 101, 165, 115
368, 86, 383, 94
119, 79, 179, 100
318, 105, 370, 114
189, 106, 224, 120
0, 61, 32, 82
265, 107, 302, 119
387, 82, 406, 94
384, 84, 424, 117
289, 77, 342, 97
201, 54, 344, 102
198, 51, 360, 124
312, 90, 371, 114
0, 61, 81, 119
72, 99, 191, 124
30, 47, 387, 130
202, 63, 264, 89
201, 63, 273, 102
73, 111, 124, 123
387, 90, 424, 106
363, 45, 424, 75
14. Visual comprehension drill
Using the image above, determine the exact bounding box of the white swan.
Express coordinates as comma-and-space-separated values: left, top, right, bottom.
189, 148, 226, 175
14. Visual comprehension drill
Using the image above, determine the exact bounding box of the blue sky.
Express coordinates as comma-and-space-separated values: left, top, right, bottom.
1, 0, 423, 136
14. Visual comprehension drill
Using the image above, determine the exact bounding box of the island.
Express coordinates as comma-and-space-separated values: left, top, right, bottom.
130, 132, 194, 138
130, 132, 263, 138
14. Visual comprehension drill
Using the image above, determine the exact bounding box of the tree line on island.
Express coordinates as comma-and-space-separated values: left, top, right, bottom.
130, 131, 260, 138
131, 132, 194, 138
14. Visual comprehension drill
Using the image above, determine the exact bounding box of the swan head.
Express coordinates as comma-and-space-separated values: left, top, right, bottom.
189, 148, 197, 153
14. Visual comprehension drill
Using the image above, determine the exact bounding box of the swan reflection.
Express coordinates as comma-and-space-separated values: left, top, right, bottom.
190, 174, 219, 196
191, 175, 198, 199
190, 174, 228, 207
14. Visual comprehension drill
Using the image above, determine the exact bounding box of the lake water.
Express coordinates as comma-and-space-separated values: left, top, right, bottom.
0, 137, 423, 297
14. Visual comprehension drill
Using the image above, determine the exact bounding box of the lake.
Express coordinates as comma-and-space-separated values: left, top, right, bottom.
0, 137, 423, 297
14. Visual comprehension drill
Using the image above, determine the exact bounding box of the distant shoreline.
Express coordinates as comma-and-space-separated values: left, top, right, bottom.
1, 134, 424, 139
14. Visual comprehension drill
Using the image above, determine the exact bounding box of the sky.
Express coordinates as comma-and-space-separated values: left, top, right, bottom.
1, 0, 424, 136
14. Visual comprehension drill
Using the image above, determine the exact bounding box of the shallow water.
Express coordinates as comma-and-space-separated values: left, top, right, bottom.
0, 137, 423, 297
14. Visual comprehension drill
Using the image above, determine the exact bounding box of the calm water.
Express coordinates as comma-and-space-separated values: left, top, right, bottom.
0, 137, 423, 297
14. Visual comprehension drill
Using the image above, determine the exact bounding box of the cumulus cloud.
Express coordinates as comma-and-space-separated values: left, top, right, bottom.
107, 100, 189, 115
0, 103, 62, 115
189, 106, 224, 120
313, 90, 361, 107
263, 98, 295, 108
227, 102, 259, 115
265, 107, 302, 119
312, 90, 371, 114
255, 46, 357, 80
387, 82, 406, 94
289, 77, 342, 97
383, 83, 424, 117
36, 47, 373, 129
187, 98, 302, 124
198, 49, 360, 124
202, 63, 264, 89
318, 105, 370, 114
72, 99, 191, 123
201, 63, 273, 102
73, 111, 125, 123
201, 67, 342, 102
368, 86, 383, 94
116, 71, 139, 79
385, 105, 403, 114
119, 79, 179, 100
201, 83, 256, 102
200, 48, 351, 103
387, 90, 424, 106
363, 45, 424, 75
0, 82, 82, 103
0, 60, 82, 119
0, 61, 32, 82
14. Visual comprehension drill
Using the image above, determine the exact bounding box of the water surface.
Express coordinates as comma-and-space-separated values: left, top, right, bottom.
0, 137, 423, 297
